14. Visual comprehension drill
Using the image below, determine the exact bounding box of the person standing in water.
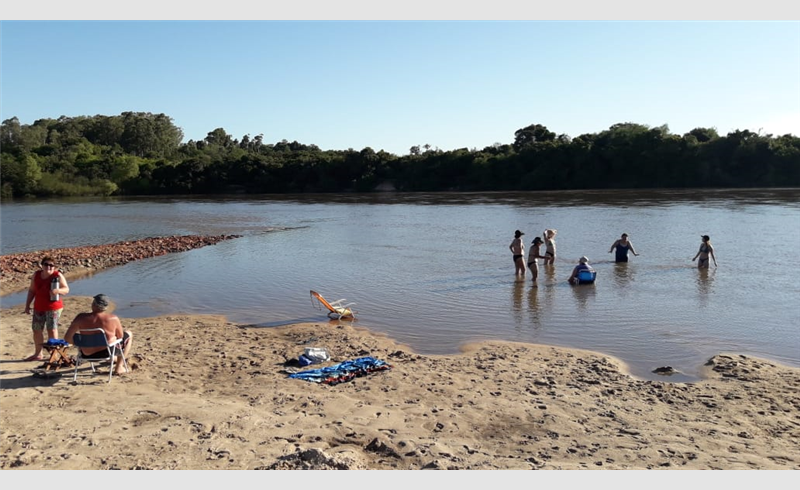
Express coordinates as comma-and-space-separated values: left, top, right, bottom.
509, 230, 526, 276
527, 236, 546, 285
609, 233, 639, 263
692, 235, 717, 268
542, 229, 557, 265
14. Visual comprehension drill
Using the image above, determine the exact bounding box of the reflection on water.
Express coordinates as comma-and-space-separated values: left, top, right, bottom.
611, 262, 632, 284
570, 283, 596, 312
543, 264, 558, 285
188, 188, 800, 209
2, 189, 800, 382
526, 287, 542, 333
511, 278, 526, 332
611, 262, 636, 291
696, 268, 716, 307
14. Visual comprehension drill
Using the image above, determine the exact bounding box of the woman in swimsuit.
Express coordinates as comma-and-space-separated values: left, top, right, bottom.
509, 229, 526, 276
692, 235, 717, 269
609, 233, 639, 263
527, 236, 545, 285
542, 229, 557, 265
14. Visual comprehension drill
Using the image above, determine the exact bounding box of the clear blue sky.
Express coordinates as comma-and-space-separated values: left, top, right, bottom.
2, 20, 799, 156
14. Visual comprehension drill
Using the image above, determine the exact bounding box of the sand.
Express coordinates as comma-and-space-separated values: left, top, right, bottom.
1, 294, 798, 470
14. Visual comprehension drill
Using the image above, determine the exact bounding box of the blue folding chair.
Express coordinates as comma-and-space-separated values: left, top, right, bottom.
576, 269, 597, 284
71, 328, 128, 383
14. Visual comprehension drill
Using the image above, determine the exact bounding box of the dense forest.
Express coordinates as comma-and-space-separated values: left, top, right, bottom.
1, 112, 799, 199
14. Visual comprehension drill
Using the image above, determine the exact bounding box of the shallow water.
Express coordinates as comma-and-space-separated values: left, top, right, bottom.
3, 189, 799, 381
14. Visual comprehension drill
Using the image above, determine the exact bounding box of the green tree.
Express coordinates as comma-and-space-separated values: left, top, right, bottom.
686, 127, 719, 143
0, 152, 42, 196
204, 128, 233, 148
109, 155, 142, 184
513, 124, 556, 151
0, 117, 22, 153
120, 112, 183, 157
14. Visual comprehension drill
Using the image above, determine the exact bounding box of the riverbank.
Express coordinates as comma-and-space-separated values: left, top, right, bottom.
1, 295, 798, 470
0, 235, 242, 296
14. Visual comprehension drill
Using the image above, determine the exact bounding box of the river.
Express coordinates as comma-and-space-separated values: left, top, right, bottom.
3, 188, 799, 381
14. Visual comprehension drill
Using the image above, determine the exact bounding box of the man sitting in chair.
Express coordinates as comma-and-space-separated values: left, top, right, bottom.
568, 256, 596, 285
64, 294, 133, 375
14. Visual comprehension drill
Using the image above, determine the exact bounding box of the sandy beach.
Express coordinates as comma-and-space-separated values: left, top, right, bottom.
1, 291, 799, 470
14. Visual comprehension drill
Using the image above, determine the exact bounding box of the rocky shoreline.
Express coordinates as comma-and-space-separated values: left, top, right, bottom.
0, 234, 242, 296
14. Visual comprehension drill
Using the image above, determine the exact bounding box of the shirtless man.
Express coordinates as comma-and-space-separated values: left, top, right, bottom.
64, 294, 133, 375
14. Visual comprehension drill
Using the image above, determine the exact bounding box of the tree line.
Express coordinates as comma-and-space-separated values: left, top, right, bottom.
1, 112, 799, 199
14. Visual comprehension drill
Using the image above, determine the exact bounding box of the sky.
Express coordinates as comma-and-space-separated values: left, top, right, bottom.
2, 15, 799, 156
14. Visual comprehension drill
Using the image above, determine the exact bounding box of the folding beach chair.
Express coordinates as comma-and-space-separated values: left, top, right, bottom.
310, 290, 357, 319
71, 328, 129, 383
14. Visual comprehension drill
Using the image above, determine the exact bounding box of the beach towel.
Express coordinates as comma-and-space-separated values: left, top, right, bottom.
288, 356, 392, 385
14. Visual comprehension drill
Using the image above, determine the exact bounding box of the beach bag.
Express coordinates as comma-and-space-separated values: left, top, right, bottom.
298, 347, 330, 366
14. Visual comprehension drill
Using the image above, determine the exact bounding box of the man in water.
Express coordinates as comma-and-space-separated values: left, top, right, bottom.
64, 294, 133, 375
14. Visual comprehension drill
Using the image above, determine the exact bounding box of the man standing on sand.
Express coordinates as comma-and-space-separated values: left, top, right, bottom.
64, 294, 133, 375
